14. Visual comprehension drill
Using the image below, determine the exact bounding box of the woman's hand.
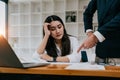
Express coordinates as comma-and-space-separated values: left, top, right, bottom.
43, 23, 51, 36
37, 23, 51, 54
40, 54, 53, 61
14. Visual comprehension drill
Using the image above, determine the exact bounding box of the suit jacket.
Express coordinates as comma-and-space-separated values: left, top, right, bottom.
83, 0, 120, 58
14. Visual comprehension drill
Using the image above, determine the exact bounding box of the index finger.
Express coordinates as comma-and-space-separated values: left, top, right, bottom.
77, 44, 84, 53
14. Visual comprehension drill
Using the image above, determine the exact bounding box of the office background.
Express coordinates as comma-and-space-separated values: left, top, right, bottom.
1, 0, 97, 62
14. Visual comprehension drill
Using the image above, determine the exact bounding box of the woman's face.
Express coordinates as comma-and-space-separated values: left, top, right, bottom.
49, 21, 64, 40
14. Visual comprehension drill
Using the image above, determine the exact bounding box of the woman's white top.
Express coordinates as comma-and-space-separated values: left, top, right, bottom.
33, 36, 81, 63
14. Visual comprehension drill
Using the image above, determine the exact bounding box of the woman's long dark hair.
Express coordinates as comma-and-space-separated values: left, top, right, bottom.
43, 15, 71, 57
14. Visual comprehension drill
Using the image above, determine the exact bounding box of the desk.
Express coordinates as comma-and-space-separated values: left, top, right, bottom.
0, 64, 120, 78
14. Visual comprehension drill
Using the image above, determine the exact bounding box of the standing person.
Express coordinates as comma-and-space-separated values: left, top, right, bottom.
33, 15, 81, 63
77, 0, 120, 65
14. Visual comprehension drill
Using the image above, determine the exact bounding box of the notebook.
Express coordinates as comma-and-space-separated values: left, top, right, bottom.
0, 35, 49, 68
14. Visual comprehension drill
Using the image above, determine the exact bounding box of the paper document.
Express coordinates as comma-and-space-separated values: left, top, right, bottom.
17, 54, 48, 63
50, 62, 73, 65
65, 63, 105, 70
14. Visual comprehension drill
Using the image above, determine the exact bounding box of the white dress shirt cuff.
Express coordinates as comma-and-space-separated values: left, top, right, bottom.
93, 31, 105, 42
86, 29, 93, 33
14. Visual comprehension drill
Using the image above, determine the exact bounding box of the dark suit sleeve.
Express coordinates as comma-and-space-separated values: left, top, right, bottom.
98, 12, 120, 38
83, 0, 97, 32
84, 0, 120, 39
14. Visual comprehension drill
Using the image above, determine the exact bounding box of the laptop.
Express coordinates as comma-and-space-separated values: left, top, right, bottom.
0, 35, 49, 68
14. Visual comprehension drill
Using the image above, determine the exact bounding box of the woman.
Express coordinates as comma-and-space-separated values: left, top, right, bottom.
33, 15, 81, 63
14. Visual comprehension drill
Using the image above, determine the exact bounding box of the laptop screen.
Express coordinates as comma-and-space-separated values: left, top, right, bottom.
0, 35, 23, 68
0, 35, 49, 68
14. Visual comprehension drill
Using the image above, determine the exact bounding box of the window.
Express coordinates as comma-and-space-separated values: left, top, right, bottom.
0, 1, 5, 36
0, 0, 8, 37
